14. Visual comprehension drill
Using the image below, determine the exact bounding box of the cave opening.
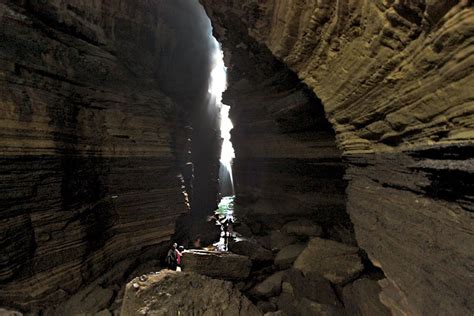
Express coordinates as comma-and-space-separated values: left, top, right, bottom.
204, 32, 237, 252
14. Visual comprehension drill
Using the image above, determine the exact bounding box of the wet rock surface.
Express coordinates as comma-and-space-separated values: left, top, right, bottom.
121, 270, 261, 316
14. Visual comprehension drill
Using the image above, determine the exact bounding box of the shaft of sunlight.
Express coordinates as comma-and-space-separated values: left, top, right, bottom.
209, 38, 235, 194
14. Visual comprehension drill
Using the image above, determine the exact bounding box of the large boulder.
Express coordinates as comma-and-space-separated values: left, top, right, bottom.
250, 271, 286, 298
121, 271, 261, 316
294, 238, 363, 284
252, 269, 340, 315
282, 220, 323, 238
182, 250, 251, 280
274, 243, 306, 269
229, 240, 274, 263
342, 278, 391, 316
258, 231, 298, 251
280, 269, 339, 306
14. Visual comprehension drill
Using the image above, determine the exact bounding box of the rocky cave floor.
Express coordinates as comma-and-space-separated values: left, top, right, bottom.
9, 198, 391, 316
119, 198, 390, 316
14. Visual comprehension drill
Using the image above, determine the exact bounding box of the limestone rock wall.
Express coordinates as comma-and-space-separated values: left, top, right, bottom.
201, 1, 474, 315
0, 0, 217, 311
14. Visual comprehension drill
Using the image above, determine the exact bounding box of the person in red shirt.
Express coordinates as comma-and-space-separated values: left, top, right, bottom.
176, 245, 185, 271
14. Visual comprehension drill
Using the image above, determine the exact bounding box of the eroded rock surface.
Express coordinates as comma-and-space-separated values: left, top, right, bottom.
121, 271, 261, 316
201, 1, 474, 314
1, 0, 473, 314
203, 0, 474, 153
0, 0, 220, 311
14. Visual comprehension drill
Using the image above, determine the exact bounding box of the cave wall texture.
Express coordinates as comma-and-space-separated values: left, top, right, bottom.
201, 1, 474, 315
220, 27, 353, 240
0, 0, 473, 314
0, 0, 220, 312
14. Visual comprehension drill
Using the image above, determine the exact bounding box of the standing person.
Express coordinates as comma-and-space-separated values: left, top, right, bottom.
176, 246, 185, 271
222, 218, 233, 237
227, 218, 233, 236
165, 242, 178, 270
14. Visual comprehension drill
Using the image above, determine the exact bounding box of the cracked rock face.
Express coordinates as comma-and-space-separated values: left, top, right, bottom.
201, 1, 474, 315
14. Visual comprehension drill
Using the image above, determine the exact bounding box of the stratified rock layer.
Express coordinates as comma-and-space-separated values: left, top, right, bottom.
201, 1, 474, 315
0, 0, 219, 311
203, 0, 474, 153
215, 11, 351, 238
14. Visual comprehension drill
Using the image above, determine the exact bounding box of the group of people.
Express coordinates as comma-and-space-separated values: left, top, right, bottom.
165, 243, 185, 271
165, 216, 235, 269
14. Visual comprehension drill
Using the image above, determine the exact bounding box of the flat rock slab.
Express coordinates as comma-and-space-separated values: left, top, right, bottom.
121, 271, 261, 316
294, 238, 363, 284
182, 250, 252, 280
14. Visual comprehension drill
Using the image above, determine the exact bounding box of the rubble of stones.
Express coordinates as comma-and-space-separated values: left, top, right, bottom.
123, 219, 390, 316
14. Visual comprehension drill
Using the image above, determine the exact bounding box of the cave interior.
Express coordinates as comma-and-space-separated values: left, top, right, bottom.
0, 0, 473, 315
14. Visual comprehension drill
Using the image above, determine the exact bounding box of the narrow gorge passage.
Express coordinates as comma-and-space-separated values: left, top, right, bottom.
210, 42, 236, 198
0, 1, 473, 316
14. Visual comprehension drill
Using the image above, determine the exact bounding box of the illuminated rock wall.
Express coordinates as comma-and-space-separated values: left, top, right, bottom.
201, 1, 474, 315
